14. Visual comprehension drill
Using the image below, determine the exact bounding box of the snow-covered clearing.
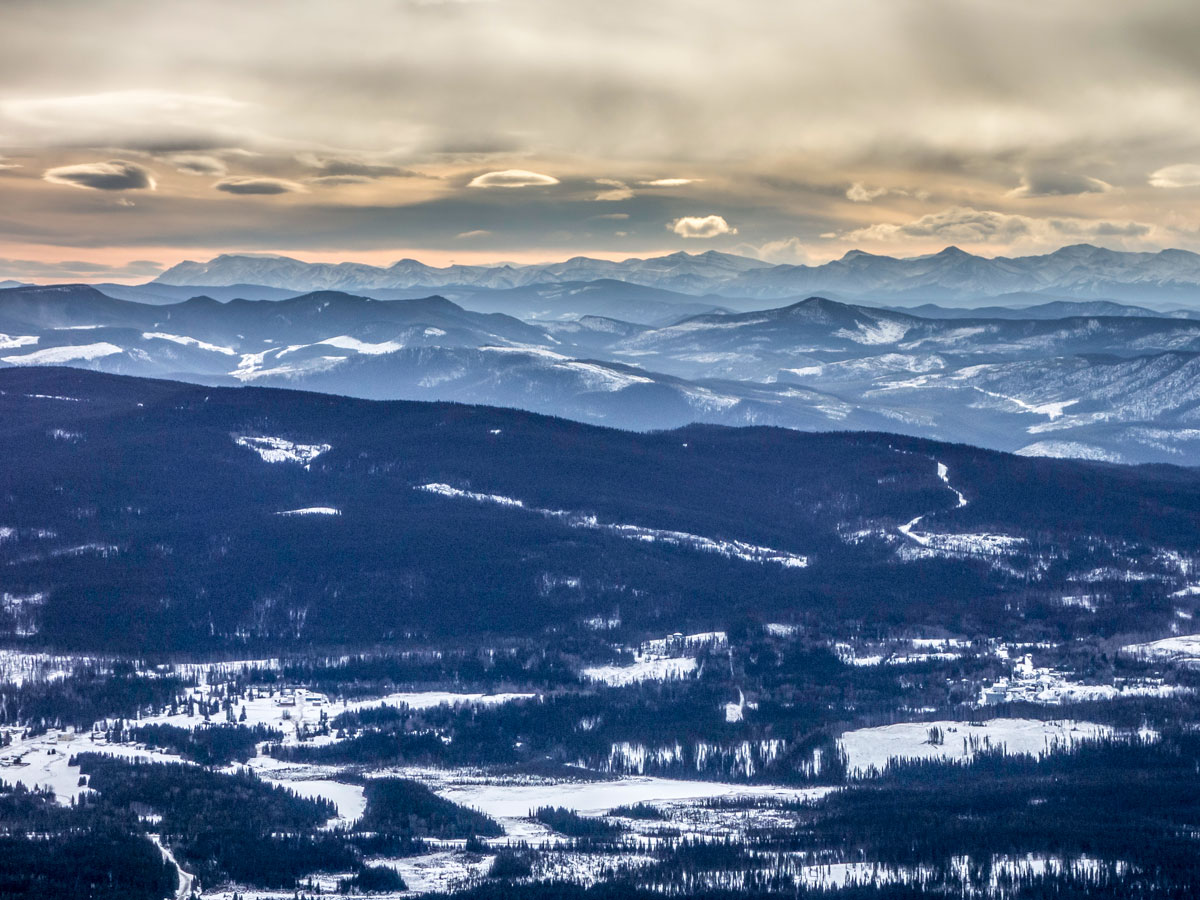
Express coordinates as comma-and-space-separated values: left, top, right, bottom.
374, 850, 495, 893
641, 631, 727, 654
429, 772, 834, 845
135, 687, 534, 745
268, 776, 367, 829
234, 435, 330, 466
1123, 632, 1200, 663
276, 506, 341, 516
901, 531, 1026, 555
582, 656, 698, 686
838, 718, 1116, 776
418, 484, 808, 568
833, 320, 909, 345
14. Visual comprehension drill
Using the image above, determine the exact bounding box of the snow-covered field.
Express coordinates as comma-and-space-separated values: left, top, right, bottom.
1124, 632, 1200, 663
133, 687, 536, 745
429, 771, 835, 845
0, 728, 193, 804
233, 435, 330, 466
582, 656, 698, 686
838, 718, 1116, 776
375, 849, 495, 893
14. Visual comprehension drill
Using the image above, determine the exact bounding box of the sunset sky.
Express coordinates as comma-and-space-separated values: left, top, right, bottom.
3, 0, 1200, 281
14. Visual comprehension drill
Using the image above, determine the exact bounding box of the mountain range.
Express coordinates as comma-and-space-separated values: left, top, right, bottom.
153, 244, 1200, 308
7, 283, 1200, 463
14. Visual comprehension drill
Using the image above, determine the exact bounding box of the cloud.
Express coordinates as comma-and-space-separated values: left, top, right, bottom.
743, 237, 814, 264
846, 182, 888, 202
640, 178, 698, 187
2, 90, 249, 152
455, 229, 492, 239
467, 169, 559, 188
0, 156, 20, 170
308, 175, 375, 186
593, 178, 633, 201
298, 154, 427, 180
1009, 170, 1112, 197
1149, 164, 1200, 188
843, 206, 1153, 246
42, 159, 156, 191
668, 215, 737, 239
214, 176, 307, 195
593, 212, 630, 220
165, 154, 227, 176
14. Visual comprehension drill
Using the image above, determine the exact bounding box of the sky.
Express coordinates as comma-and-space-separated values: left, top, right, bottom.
3, 0, 1200, 282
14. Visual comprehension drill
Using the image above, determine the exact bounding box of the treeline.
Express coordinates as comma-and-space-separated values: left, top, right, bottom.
0, 666, 191, 733
267, 679, 851, 784
264, 638, 1013, 784
652, 734, 1200, 892
270, 649, 583, 694
358, 777, 503, 838
533, 806, 625, 838
117, 722, 282, 766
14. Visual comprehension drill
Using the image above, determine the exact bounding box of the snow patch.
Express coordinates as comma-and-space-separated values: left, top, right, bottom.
833, 320, 909, 345
316, 335, 406, 355
2, 342, 122, 365
1016, 441, 1123, 463
142, 332, 236, 355
417, 485, 808, 568
235, 435, 330, 466
0, 334, 37, 350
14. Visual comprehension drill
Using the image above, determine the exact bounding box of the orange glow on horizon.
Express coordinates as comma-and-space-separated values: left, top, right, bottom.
0, 243, 689, 284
